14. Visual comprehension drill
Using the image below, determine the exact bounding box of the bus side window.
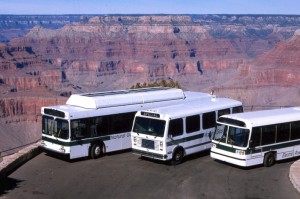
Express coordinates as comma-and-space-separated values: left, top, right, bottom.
111, 112, 136, 134
250, 127, 261, 147
168, 119, 183, 137
78, 122, 87, 138
202, 111, 216, 130
291, 121, 300, 140
232, 106, 243, 113
96, 116, 110, 136
71, 121, 77, 139
276, 123, 290, 142
90, 124, 97, 137
186, 115, 200, 133
218, 108, 230, 118
261, 125, 276, 145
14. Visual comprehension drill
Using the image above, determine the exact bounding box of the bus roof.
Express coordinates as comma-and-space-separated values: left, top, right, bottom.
41, 88, 213, 119
138, 97, 242, 119
219, 107, 300, 127
66, 87, 186, 109
183, 91, 211, 100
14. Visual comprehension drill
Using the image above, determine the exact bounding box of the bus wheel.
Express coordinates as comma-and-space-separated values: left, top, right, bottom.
263, 152, 275, 167
90, 143, 102, 159
172, 148, 184, 165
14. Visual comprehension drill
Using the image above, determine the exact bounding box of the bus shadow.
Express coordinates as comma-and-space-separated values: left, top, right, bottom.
136, 150, 211, 166
43, 152, 87, 163
105, 149, 132, 156
43, 149, 133, 163
213, 159, 262, 170
184, 150, 211, 162
213, 156, 300, 170
137, 156, 170, 165
277, 156, 300, 165
0, 177, 23, 196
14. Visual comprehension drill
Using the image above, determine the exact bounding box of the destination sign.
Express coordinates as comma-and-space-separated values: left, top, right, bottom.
44, 108, 65, 118
141, 111, 160, 118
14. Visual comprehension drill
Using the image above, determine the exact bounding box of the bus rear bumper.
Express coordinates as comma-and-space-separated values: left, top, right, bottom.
132, 149, 168, 161
210, 151, 248, 167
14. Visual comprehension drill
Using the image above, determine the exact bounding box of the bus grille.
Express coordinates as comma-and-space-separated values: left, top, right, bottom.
142, 139, 154, 149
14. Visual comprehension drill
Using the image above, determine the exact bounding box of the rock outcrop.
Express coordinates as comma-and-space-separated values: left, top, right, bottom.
1, 14, 300, 154
0, 97, 66, 118
2, 15, 300, 105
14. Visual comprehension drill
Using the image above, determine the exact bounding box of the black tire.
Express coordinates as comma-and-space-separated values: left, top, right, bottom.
90, 143, 103, 159
171, 148, 184, 165
263, 152, 275, 167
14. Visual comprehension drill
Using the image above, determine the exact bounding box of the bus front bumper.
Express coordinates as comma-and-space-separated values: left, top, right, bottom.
132, 149, 168, 160
210, 151, 249, 167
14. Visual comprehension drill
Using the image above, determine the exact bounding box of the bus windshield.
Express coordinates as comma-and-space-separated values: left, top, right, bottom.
133, 116, 166, 137
213, 124, 250, 147
42, 115, 69, 140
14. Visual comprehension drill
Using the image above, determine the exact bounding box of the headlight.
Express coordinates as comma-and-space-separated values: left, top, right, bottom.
133, 137, 141, 147
137, 138, 141, 146
235, 150, 245, 155
155, 141, 159, 151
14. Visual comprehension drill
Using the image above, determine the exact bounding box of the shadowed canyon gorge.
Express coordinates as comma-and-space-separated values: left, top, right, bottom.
1, 15, 300, 155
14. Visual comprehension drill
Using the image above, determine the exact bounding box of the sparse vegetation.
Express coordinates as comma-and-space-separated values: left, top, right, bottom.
173, 27, 180, 33
130, 79, 181, 89
60, 91, 72, 97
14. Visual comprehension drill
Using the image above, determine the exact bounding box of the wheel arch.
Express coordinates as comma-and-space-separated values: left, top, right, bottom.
263, 151, 277, 167
172, 145, 185, 157
89, 139, 106, 157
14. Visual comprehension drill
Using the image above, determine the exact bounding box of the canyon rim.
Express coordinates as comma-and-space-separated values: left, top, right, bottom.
1, 14, 300, 154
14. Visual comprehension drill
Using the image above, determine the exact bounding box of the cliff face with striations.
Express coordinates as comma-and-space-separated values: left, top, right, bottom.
0, 97, 66, 118
1, 14, 300, 152
1, 15, 300, 106
2, 15, 300, 109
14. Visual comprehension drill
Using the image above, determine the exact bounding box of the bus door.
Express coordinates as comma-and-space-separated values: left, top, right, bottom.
70, 120, 90, 159
249, 127, 262, 159
70, 143, 89, 159
167, 118, 184, 152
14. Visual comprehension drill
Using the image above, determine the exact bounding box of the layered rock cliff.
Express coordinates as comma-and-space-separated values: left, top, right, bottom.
1, 14, 300, 154
2, 15, 300, 106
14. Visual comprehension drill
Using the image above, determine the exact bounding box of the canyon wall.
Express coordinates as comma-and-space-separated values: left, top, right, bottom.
2, 14, 300, 116
1, 14, 300, 154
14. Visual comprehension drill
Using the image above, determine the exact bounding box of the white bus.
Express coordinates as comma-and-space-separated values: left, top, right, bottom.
131, 97, 243, 165
40, 87, 212, 159
211, 107, 300, 167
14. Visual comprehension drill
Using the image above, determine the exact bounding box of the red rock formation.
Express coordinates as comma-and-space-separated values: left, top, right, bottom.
2, 15, 300, 156
9, 17, 246, 91
208, 30, 300, 107
238, 31, 300, 87
2, 15, 300, 108
0, 96, 66, 118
